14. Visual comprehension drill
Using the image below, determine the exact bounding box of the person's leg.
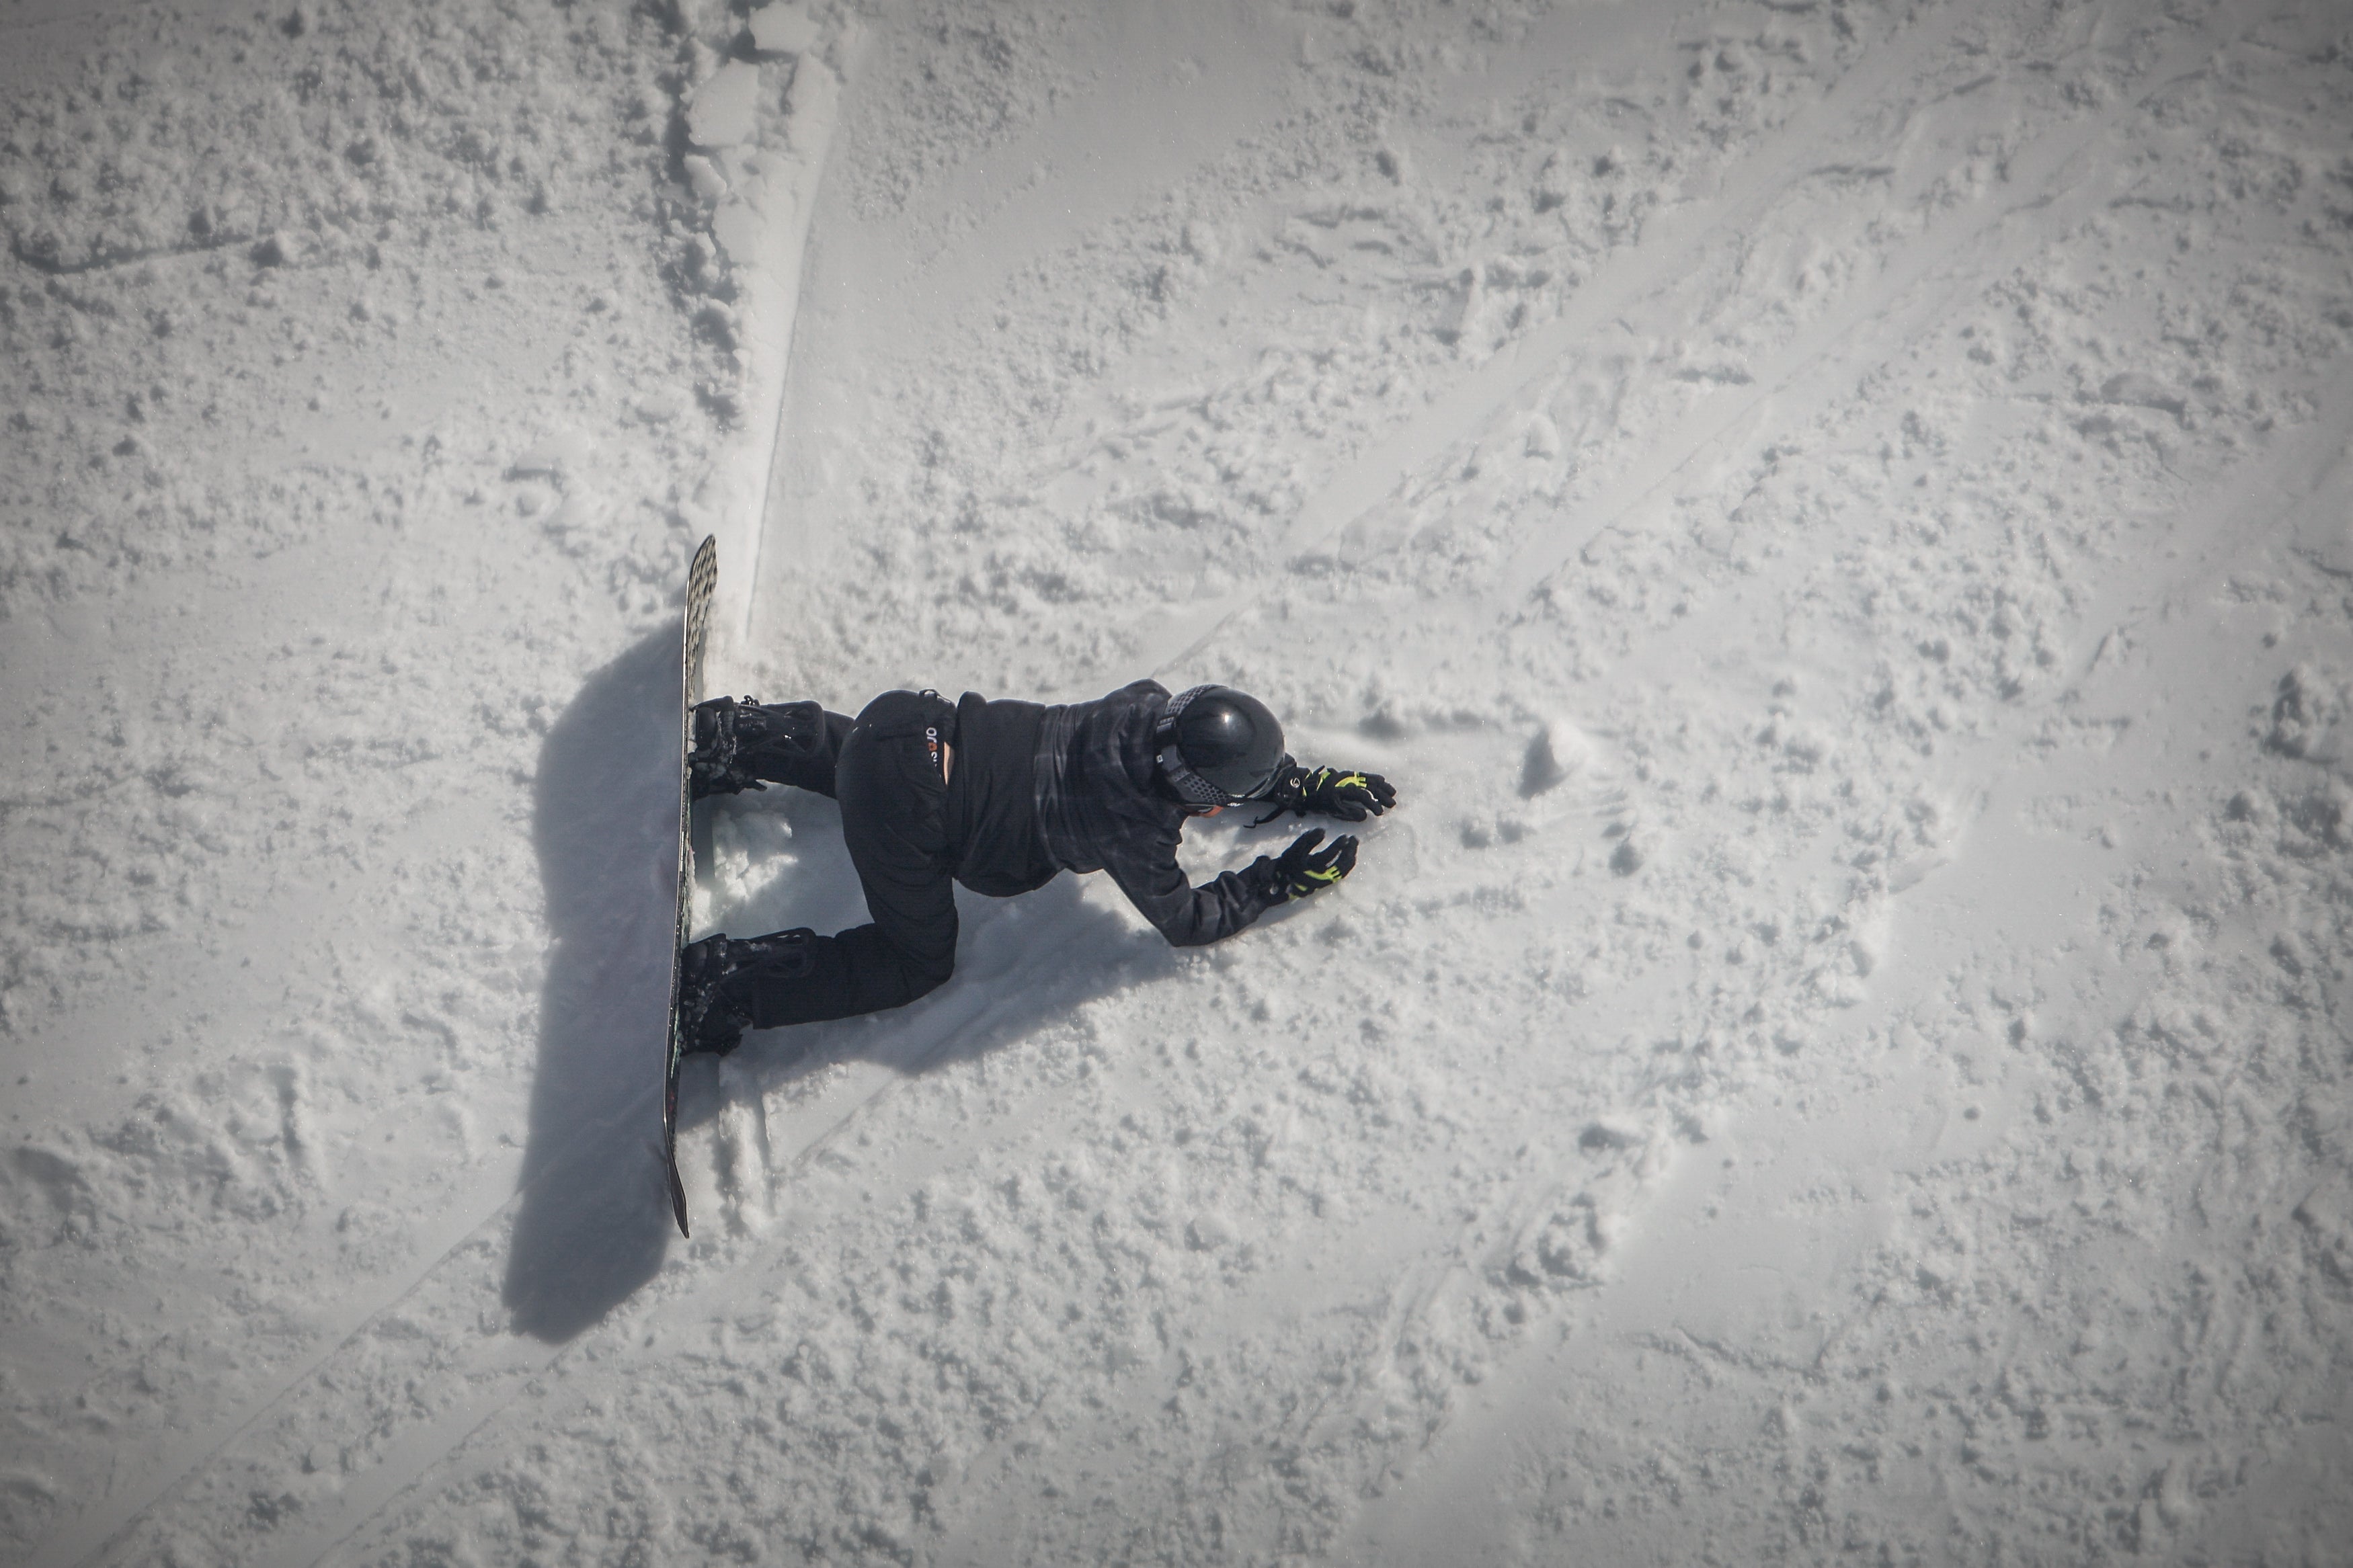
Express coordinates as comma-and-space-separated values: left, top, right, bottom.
750, 690, 959, 1024
677, 928, 812, 1055
690, 698, 854, 798
681, 692, 959, 1040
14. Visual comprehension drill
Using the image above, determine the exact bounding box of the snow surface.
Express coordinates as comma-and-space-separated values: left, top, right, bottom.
4, 0, 2352, 1563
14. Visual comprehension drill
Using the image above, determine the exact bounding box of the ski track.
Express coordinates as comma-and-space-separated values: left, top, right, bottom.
301, 897, 1188, 1567
36, 1120, 589, 1568
1150, 0, 2254, 682
1495, 9, 2254, 604
101, 878, 1158, 1567
1133, 0, 1986, 676
1335, 348, 2353, 1559
36, 852, 678, 1567
1437, 0, 2296, 733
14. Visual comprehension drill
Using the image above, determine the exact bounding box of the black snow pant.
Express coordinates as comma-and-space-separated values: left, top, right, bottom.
741, 690, 961, 1028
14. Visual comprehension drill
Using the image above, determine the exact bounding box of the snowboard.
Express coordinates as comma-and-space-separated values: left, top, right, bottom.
662, 534, 718, 1238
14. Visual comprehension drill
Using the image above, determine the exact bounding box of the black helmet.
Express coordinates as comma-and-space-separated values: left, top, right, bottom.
1155, 685, 1290, 807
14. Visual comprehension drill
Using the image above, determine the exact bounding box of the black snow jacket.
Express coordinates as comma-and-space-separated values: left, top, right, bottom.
1032, 679, 1279, 946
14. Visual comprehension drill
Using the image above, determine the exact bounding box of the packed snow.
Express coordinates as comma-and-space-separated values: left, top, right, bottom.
3, 0, 2351, 1563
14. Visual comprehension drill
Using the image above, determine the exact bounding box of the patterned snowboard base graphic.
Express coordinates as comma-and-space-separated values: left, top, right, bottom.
663, 535, 717, 1237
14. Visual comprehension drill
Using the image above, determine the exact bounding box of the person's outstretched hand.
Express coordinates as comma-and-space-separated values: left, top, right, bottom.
1248, 827, 1359, 902
1257, 765, 1396, 823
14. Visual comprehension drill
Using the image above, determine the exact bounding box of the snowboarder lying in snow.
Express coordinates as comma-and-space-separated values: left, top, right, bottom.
675, 681, 1396, 1054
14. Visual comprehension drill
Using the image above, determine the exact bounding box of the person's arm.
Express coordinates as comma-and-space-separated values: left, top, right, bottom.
1099, 823, 1274, 947
1101, 822, 1358, 948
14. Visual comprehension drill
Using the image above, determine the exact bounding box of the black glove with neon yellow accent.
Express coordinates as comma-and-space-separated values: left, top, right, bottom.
1252, 764, 1397, 824
1245, 827, 1359, 904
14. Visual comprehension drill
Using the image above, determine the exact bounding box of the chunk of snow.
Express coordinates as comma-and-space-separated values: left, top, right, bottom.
2269, 665, 2353, 768
687, 61, 760, 148
506, 428, 590, 481
633, 386, 690, 424
748, 3, 817, 56
711, 198, 764, 263
682, 153, 729, 204
2096, 371, 2184, 417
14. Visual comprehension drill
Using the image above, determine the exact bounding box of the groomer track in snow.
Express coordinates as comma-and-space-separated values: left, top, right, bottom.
3, 1, 2351, 1563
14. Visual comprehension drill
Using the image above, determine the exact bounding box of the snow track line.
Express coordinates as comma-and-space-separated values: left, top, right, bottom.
2062, 364, 2353, 682
1271, 0, 1974, 563
249, 1343, 562, 1568
28, 1086, 660, 1568
1323, 362, 2353, 1559
227, 899, 1146, 1567
1146, 0, 2249, 678
1140, 0, 1983, 675
1493, 17, 2243, 604
7, 230, 257, 276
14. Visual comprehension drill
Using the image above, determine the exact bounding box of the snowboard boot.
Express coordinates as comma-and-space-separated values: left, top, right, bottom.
690, 696, 827, 799
678, 928, 815, 1055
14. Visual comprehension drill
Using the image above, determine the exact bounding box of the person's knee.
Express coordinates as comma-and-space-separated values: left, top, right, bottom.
901, 944, 955, 999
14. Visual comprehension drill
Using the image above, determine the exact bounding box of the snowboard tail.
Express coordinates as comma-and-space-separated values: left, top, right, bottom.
662, 535, 717, 1238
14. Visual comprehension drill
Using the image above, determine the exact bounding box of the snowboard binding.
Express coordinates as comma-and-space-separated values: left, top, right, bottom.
677, 928, 815, 1055
689, 696, 825, 799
